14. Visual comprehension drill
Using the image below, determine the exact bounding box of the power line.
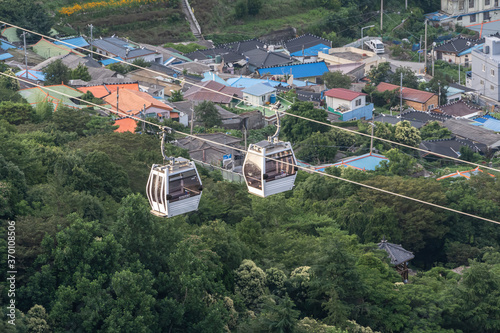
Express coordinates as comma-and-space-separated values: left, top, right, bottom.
2, 72, 499, 226
3, 19, 500, 174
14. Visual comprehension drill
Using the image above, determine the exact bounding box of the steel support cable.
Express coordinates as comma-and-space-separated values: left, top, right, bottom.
3, 72, 500, 226
3, 19, 500, 174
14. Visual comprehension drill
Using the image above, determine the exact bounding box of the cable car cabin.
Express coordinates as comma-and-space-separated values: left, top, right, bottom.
146, 157, 202, 218
243, 140, 297, 197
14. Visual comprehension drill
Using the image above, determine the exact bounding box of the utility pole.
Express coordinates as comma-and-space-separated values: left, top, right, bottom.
419, 35, 422, 62
400, 72, 403, 113
405, 0, 407, 10
22, 32, 28, 79
190, 101, 194, 135
424, 19, 428, 74
380, 0, 384, 31
458, 61, 461, 85
142, 104, 146, 134
116, 87, 119, 115
370, 122, 375, 154
432, 43, 435, 77
89, 24, 94, 60
438, 82, 441, 106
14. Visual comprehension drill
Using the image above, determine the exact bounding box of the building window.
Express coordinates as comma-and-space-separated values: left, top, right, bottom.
485, 11, 491, 20
355, 99, 362, 106
491, 85, 495, 90
492, 69, 495, 76
469, 0, 475, 8
458, 16, 463, 20
470, 14, 476, 23
486, 0, 491, 5
483, 64, 486, 72
480, 79, 485, 84
459, 0, 465, 10
428, 104, 435, 110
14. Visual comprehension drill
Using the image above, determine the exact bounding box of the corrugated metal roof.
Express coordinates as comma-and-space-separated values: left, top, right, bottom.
378, 239, 414, 266
258, 61, 329, 79
290, 43, 331, 57
54, 37, 90, 50
15, 70, 46, 81
285, 34, 332, 54
0, 52, 13, 61
242, 83, 276, 96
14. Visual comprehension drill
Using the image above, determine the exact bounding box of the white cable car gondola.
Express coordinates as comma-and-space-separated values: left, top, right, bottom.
242, 107, 298, 197
146, 129, 202, 217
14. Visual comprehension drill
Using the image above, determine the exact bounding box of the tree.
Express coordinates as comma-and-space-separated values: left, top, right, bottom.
26, 305, 51, 333
0, 101, 33, 125
131, 58, 151, 69
368, 62, 391, 86
235, 259, 267, 308
0, 0, 52, 43
322, 71, 352, 89
70, 63, 91, 81
281, 101, 329, 143
376, 148, 417, 176
169, 89, 184, 102
235, 0, 248, 18
43, 60, 71, 85
0, 69, 20, 91
390, 67, 419, 89
194, 101, 222, 128
107, 62, 130, 75
420, 121, 451, 140
394, 120, 421, 147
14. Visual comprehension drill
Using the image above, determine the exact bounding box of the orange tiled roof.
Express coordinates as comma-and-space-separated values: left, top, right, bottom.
114, 118, 137, 133
78, 83, 139, 99
103, 89, 173, 116
376, 82, 436, 104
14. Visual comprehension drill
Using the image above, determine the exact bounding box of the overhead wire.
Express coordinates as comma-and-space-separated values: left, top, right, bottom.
3, 72, 500, 226
3, 19, 500, 174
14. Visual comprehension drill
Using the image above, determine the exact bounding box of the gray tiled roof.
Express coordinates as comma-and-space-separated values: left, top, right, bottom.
373, 114, 426, 129
222, 39, 266, 53
185, 47, 245, 63
93, 37, 155, 59
420, 137, 487, 158
285, 34, 332, 54
243, 48, 293, 68
378, 239, 414, 266
442, 119, 500, 148
434, 37, 484, 54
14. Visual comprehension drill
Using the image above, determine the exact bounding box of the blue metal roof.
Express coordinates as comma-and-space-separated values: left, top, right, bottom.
446, 86, 464, 96
227, 77, 288, 88
54, 37, 89, 49
242, 83, 276, 96
425, 11, 449, 21
458, 43, 484, 56
315, 153, 388, 172
258, 61, 329, 79
474, 115, 500, 131
0, 53, 13, 61
290, 43, 331, 57
202, 72, 229, 86
15, 69, 46, 81
101, 57, 123, 66
0, 40, 16, 51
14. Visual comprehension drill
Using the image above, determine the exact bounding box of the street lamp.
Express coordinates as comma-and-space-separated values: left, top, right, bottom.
361, 25, 375, 50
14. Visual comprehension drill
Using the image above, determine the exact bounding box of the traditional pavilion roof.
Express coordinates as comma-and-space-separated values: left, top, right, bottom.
378, 238, 414, 266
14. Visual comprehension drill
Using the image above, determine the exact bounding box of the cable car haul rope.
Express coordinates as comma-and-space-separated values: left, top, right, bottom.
0, 21, 499, 225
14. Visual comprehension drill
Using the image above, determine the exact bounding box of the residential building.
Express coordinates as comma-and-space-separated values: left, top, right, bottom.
420, 137, 487, 159
313, 153, 388, 172
183, 80, 243, 105
32, 37, 85, 59
327, 62, 365, 82
222, 39, 266, 53
324, 88, 373, 121
433, 37, 484, 65
429, 0, 500, 27
78, 82, 140, 99
435, 99, 483, 118
242, 83, 276, 106
18, 84, 85, 109
376, 82, 439, 111
471, 35, 500, 100
103, 89, 174, 118
54, 36, 90, 52
437, 167, 495, 180
472, 114, 500, 131
93, 36, 163, 63
319, 46, 387, 73
168, 100, 243, 130
15, 70, 46, 82
243, 48, 294, 72
1, 27, 20, 43
442, 118, 500, 149
257, 61, 330, 83
285, 34, 332, 61
372, 114, 427, 129
113, 117, 138, 133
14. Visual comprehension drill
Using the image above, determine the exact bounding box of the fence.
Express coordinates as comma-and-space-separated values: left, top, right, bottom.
194, 160, 245, 183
